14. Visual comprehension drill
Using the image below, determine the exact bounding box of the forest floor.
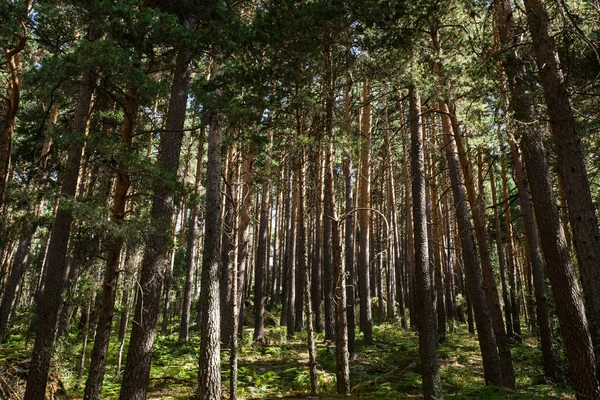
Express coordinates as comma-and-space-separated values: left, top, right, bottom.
0, 315, 579, 399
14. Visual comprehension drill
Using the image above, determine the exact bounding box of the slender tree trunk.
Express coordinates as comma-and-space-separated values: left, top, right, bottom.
447, 102, 515, 388
180, 127, 206, 342
84, 84, 138, 400
198, 108, 223, 400
322, 142, 349, 394
357, 77, 373, 343
286, 156, 298, 338
230, 164, 242, 400
280, 162, 291, 327
343, 154, 356, 357
253, 148, 271, 342
508, 139, 557, 379
323, 152, 335, 341
488, 156, 514, 340
0, 230, 32, 343
311, 151, 324, 333
221, 149, 238, 346
236, 149, 255, 335
500, 149, 521, 337
119, 47, 192, 400
294, 155, 305, 333
298, 149, 319, 394
428, 115, 446, 340
410, 88, 443, 399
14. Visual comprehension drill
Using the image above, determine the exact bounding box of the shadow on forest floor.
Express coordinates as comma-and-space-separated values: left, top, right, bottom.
0, 318, 577, 399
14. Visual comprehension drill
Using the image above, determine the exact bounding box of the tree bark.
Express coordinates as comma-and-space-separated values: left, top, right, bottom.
0, 1, 29, 216
253, 153, 271, 342
198, 108, 223, 400
180, 127, 206, 342
311, 151, 324, 333
448, 103, 515, 388
523, 0, 600, 371
299, 149, 319, 395
24, 57, 96, 400
440, 104, 504, 387
357, 77, 373, 343
119, 47, 192, 400
410, 88, 443, 399
84, 84, 138, 400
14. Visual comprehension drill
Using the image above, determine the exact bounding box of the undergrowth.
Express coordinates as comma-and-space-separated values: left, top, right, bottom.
0, 316, 577, 399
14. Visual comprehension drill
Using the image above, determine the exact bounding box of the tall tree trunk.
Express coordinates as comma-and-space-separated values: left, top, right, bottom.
410, 88, 443, 399
285, 156, 298, 338
507, 139, 557, 380
323, 142, 350, 394
323, 151, 335, 341
428, 114, 446, 340
0, 229, 32, 343
488, 156, 514, 341
180, 127, 206, 342
343, 154, 356, 357
236, 149, 255, 335
198, 108, 223, 400
523, 0, 600, 367
280, 162, 292, 326
492, 0, 572, 383
84, 84, 138, 400
24, 55, 97, 400
311, 151, 324, 333
447, 102, 515, 388
294, 154, 305, 333
119, 47, 192, 400
229, 160, 242, 400
440, 104, 504, 387
357, 77, 373, 343
221, 149, 238, 346
253, 146, 271, 342
0, 1, 29, 216
500, 147, 521, 337
299, 149, 319, 394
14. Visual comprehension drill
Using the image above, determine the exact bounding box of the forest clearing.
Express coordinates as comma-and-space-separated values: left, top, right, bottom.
2, 0, 600, 399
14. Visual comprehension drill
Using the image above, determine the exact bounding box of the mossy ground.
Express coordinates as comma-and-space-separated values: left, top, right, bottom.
0, 316, 577, 399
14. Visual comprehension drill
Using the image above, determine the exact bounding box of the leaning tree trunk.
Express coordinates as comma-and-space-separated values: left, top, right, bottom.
492, 0, 568, 382
119, 47, 192, 400
0, 228, 33, 343
410, 87, 443, 399
440, 104, 504, 388
24, 57, 97, 400
507, 138, 557, 380
448, 104, 515, 389
523, 0, 600, 370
